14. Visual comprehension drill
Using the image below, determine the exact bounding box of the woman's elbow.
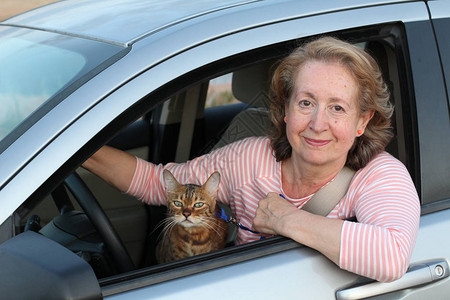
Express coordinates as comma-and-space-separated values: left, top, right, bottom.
377, 252, 410, 282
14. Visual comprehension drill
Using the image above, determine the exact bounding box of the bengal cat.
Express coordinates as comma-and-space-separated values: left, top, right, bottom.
155, 170, 228, 263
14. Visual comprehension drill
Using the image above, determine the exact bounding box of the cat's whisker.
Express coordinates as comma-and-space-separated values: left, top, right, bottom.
157, 217, 178, 243
151, 215, 176, 236
203, 216, 227, 227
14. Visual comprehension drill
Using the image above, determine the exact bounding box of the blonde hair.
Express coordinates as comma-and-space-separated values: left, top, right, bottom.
270, 36, 394, 170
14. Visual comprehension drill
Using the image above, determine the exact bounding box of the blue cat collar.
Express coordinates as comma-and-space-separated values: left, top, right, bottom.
216, 207, 231, 222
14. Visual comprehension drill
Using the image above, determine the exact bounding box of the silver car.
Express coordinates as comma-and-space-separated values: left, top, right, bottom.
0, 0, 449, 299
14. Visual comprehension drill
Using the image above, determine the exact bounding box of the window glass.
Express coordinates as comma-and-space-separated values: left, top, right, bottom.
431, 17, 450, 107
0, 36, 85, 140
0, 26, 127, 151
205, 73, 239, 108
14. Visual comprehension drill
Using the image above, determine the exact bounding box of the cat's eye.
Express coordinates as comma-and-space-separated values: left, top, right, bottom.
173, 201, 183, 207
194, 202, 204, 208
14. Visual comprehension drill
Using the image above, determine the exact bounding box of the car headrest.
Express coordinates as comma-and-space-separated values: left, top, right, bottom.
231, 60, 276, 108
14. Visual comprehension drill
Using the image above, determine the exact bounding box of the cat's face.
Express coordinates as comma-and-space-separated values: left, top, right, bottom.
163, 170, 220, 228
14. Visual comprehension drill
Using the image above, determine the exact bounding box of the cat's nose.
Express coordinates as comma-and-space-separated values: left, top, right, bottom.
183, 210, 191, 218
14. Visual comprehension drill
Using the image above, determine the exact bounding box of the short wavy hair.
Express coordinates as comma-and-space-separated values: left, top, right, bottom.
269, 36, 394, 170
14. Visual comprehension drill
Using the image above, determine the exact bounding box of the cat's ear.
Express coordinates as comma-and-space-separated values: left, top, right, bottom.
163, 169, 180, 193
203, 172, 220, 196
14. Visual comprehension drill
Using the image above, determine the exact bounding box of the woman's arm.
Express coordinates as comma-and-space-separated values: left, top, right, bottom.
252, 192, 343, 264
253, 155, 420, 282
82, 146, 137, 192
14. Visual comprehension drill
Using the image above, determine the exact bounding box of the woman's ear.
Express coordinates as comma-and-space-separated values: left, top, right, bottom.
284, 103, 290, 123
357, 110, 375, 135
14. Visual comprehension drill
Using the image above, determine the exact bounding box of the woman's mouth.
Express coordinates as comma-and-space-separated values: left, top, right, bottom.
304, 137, 331, 147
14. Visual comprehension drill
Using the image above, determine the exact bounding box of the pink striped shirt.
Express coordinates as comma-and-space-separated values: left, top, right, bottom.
127, 136, 420, 282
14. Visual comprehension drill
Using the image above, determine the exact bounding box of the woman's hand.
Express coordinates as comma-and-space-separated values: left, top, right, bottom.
252, 192, 300, 236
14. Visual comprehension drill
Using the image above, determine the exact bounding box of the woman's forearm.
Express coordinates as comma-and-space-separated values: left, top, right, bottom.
279, 209, 343, 265
82, 145, 137, 192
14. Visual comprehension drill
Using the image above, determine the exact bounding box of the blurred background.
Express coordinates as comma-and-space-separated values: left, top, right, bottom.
1, 0, 60, 21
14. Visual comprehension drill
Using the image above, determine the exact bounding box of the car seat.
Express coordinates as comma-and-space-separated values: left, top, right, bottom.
211, 60, 276, 151
212, 60, 277, 243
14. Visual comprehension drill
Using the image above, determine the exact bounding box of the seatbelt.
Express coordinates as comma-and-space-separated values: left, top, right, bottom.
215, 166, 356, 238
301, 166, 356, 216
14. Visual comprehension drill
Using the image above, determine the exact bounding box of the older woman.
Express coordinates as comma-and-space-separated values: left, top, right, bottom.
83, 37, 420, 282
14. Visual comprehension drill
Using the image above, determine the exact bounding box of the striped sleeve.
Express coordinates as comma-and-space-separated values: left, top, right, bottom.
126, 157, 167, 205
339, 154, 420, 282
125, 136, 273, 207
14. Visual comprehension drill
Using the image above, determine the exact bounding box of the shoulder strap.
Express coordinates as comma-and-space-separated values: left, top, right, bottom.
301, 166, 356, 216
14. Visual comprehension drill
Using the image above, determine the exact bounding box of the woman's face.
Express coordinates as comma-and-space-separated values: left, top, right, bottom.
285, 60, 372, 168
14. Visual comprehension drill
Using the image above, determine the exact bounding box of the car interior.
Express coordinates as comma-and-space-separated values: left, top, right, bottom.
14, 26, 415, 279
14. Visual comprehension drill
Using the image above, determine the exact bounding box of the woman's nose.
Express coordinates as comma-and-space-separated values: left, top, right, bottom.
308, 107, 329, 132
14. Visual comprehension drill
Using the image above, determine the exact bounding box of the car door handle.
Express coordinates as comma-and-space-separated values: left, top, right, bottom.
336, 259, 449, 300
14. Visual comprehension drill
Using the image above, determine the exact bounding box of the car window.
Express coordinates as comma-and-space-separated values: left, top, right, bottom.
0, 26, 128, 153
206, 73, 238, 108
430, 17, 450, 108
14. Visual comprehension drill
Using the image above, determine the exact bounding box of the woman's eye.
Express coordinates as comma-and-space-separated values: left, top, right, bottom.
299, 100, 312, 107
331, 105, 345, 113
173, 201, 183, 207
194, 202, 204, 208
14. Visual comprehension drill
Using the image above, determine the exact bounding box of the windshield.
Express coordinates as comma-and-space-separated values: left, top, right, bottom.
0, 26, 127, 151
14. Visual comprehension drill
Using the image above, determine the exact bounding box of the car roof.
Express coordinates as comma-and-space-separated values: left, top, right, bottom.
1, 0, 413, 47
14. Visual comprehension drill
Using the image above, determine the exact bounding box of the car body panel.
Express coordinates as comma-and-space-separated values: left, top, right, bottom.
107, 247, 356, 299
4, 0, 412, 46
103, 210, 450, 299
3, 0, 258, 46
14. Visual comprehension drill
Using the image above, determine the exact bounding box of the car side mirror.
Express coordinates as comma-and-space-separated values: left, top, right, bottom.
0, 231, 102, 300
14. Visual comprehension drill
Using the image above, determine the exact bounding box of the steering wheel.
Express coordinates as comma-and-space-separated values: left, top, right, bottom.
64, 172, 135, 273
